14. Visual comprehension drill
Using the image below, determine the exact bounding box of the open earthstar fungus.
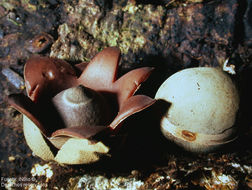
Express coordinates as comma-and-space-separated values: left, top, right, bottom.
8, 47, 156, 164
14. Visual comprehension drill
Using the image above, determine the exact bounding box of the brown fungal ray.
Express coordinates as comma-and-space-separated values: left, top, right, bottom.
24, 55, 78, 102
114, 67, 154, 105
8, 93, 50, 136
49, 125, 108, 149
51, 125, 107, 139
74, 62, 88, 76
76, 47, 154, 105
78, 47, 120, 91
51, 96, 156, 139
8, 93, 110, 150
109, 95, 156, 130
8, 94, 65, 137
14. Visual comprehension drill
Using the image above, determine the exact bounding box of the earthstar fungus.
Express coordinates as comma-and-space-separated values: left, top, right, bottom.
155, 67, 240, 152
8, 47, 155, 164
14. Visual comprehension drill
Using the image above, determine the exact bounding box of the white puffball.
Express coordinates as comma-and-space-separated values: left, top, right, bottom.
155, 67, 239, 152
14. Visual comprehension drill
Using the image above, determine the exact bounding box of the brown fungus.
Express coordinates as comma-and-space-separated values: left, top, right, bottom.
8, 47, 156, 164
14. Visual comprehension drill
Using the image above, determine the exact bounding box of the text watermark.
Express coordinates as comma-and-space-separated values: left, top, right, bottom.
1, 176, 47, 188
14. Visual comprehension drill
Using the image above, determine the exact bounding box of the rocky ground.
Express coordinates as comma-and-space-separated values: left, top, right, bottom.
0, 0, 251, 189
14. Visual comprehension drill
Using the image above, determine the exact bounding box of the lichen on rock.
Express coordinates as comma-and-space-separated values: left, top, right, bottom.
50, 0, 239, 70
